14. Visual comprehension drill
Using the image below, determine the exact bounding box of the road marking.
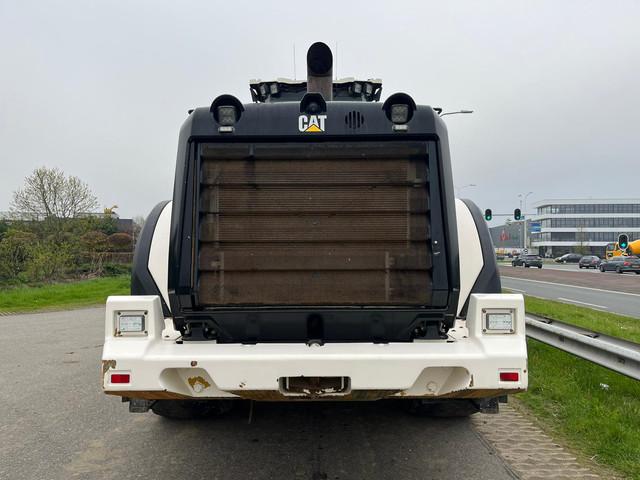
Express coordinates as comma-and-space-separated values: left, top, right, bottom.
557, 297, 608, 310
501, 276, 640, 298
507, 287, 526, 293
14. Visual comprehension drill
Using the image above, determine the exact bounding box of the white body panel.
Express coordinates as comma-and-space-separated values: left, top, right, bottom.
455, 199, 484, 316
147, 202, 172, 308
102, 294, 527, 400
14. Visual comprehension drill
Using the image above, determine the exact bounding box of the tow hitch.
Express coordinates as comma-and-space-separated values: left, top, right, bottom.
280, 376, 350, 397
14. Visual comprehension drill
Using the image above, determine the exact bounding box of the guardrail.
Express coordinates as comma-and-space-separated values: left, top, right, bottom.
525, 314, 640, 380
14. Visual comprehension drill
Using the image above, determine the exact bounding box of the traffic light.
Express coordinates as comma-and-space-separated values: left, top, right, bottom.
514, 208, 522, 221
618, 233, 629, 251
484, 208, 492, 221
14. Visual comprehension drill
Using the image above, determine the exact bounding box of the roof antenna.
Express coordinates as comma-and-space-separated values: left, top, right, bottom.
293, 44, 296, 80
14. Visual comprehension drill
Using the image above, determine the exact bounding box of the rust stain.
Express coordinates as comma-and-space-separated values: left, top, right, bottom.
101, 360, 116, 376
187, 375, 211, 392
227, 389, 401, 401
104, 387, 524, 401
435, 388, 524, 399
105, 390, 193, 400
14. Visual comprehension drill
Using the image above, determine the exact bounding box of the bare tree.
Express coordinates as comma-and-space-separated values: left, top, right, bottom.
11, 167, 98, 219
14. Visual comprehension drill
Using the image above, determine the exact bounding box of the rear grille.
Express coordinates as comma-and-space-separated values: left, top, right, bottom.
196, 142, 431, 306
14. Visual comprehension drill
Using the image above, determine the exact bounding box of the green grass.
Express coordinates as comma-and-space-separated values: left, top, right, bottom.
517, 296, 640, 478
524, 295, 640, 343
0, 276, 130, 313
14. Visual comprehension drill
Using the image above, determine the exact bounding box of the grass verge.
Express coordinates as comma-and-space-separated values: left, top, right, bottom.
0, 276, 130, 313
518, 296, 640, 478
524, 295, 640, 343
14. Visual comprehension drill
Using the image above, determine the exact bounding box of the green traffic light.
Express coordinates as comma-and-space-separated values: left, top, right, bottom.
514, 208, 522, 221
484, 209, 492, 221
618, 234, 629, 250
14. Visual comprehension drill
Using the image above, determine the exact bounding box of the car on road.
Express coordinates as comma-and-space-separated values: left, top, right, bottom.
512, 254, 543, 268
555, 253, 583, 264
599, 256, 640, 274
578, 255, 601, 269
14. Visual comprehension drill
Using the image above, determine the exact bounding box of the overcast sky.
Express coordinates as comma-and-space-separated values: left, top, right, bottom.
1, 1, 639, 222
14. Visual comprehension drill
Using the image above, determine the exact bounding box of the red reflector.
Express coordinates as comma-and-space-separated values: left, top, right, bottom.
111, 373, 130, 384
499, 372, 519, 382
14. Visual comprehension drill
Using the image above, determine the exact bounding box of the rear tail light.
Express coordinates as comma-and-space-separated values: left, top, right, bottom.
110, 373, 131, 384
499, 371, 519, 382
624, 262, 631, 266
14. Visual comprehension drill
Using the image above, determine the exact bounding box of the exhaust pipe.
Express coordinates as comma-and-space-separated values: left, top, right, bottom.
307, 42, 333, 101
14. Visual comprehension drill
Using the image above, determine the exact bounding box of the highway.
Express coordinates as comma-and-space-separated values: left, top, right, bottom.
0, 308, 521, 480
500, 265, 640, 319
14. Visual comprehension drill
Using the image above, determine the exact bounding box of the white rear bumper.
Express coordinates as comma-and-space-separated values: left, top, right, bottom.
102, 294, 527, 401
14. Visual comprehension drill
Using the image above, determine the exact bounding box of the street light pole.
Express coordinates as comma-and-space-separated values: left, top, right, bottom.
455, 183, 477, 196
440, 110, 474, 117
517, 192, 534, 251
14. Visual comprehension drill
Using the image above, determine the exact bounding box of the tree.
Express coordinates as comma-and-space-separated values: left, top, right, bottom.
11, 167, 98, 219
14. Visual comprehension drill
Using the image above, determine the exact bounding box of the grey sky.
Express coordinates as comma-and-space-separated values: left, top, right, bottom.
1, 1, 639, 221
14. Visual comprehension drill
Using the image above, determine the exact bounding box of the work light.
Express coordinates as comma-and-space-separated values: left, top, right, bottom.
116, 312, 147, 336
484, 309, 515, 333
217, 106, 237, 126
391, 104, 410, 124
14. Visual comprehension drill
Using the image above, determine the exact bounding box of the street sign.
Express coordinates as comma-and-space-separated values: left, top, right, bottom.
523, 248, 528, 254
530, 221, 541, 233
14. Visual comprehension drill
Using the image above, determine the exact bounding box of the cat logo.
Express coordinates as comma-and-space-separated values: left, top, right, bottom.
298, 114, 327, 133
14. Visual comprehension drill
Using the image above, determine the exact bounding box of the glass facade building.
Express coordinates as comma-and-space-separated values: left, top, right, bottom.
529, 199, 640, 257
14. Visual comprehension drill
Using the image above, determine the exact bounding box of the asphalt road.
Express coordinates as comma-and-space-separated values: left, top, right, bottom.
0, 308, 517, 480
501, 269, 640, 318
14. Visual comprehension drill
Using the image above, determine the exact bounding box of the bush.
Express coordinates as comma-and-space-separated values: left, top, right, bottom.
23, 241, 74, 283
102, 263, 132, 276
81, 230, 108, 252
107, 232, 133, 252
0, 230, 37, 281
0, 215, 128, 285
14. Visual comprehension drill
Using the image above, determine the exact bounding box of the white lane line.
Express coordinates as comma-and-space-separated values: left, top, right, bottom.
506, 287, 526, 293
501, 276, 640, 298
557, 297, 608, 309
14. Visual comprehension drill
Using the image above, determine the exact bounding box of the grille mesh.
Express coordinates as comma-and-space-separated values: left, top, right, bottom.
196, 143, 432, 306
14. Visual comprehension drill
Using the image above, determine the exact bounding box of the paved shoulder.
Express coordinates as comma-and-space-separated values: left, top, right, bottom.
472, 403, 605, 479
1, 307, 517, 480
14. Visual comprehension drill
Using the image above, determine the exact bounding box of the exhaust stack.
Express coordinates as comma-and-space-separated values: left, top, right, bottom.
306, 42, 333, 101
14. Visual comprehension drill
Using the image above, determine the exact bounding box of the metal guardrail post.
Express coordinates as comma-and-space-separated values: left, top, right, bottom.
525, 314, 640, 381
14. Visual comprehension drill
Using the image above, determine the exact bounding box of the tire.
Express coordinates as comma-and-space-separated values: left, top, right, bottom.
524, 264, 530, 268
405, 399, 479, 417
151, 400, 234, 420
616, 267, 623, 274
579, 265, 583, 269
600, 266, 605, 272
538, 265, 542, 269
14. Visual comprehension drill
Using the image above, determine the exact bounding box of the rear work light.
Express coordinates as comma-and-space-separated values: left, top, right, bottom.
483, 309, 515, 333
390, 104, 410, 124
115, 311, 147, 337
499, 372, 519, 382
217, 106, 237, 126
110, 373, 131, 384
